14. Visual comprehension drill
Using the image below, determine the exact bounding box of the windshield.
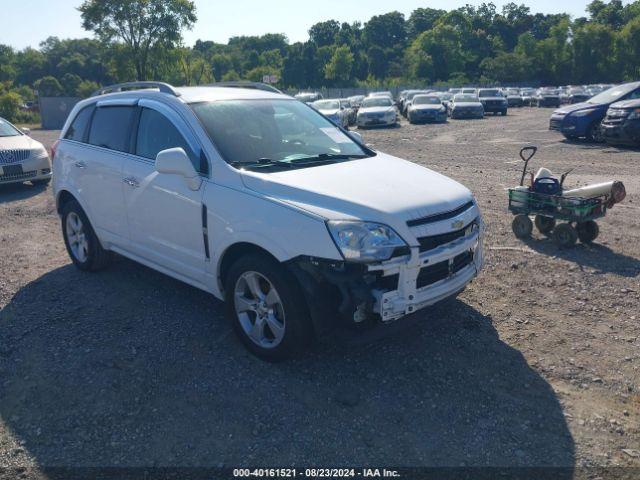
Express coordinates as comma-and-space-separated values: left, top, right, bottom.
413, 96, 441, 105
0, 118, 21, 137
191, 99, 370, 171
361, 97, 393, 108
313, 100, 340, 110
540, 89, 559, 95
454, 94, 479, 102
589, 84, 638, 104
478, 90, 501, 97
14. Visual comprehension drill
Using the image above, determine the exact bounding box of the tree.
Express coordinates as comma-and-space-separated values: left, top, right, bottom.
78, 0, 197, 80
34, 76, 64, 97
324, 45, 354, 84
309, 20, 341, 47
0, 92, 22, 122
408, 8, 446, 39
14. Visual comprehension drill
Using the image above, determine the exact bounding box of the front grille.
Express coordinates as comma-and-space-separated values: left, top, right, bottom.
0, 149, 30, 165
416, 251, 474, 289
549, 118, 563, 130
0, 170, 37, 182
417, 227, 467, 253
407, 201, 474, 228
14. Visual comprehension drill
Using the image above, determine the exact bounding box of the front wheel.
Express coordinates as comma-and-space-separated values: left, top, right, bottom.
552, 224, 578, 248
577, 221, 599, 243
61, 200, 111, 271
225, 253, 312, 361
512, 215, 533, 239
586, 121, 605, 143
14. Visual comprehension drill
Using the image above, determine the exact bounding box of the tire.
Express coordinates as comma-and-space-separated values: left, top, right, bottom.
586, 121, 605, 143
224, 253, 312, 361
501, 110, 507, 116
577, 221, 599, 244
32, 178, 51, 186
61, 199, 111, 271
535, 215, 556, 235
512, 214, 533, 239
552, 224, 578, 248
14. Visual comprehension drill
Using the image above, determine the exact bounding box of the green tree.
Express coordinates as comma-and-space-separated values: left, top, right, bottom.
0, 92, 22, 122
324, 45, 354, 85
78, 0, 197, 80
34, 76, 64, 96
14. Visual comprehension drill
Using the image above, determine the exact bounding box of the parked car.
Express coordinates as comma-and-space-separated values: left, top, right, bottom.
368, 91, 394, 100
0, 116, 51, 186
534, 88, 561, 107
437, 92, 454, 110
567, 88, 591, 104
504, 88, 524, 107
398, 89, 422, 114
407, 95, 448, 124
295, 92, 323, 104
52, 81, 484, 360
401, 90, 431, 117
448, 88, 462, 95
601, 99, 640, 146
477, 89, 508, 115
312, 99, 349, 128
461, 88, 477, 95
356, 96, 398, 128
549, 81, 640, 142
348, 95, 365, 108
520, 88, 536, 106
448, 94, 484, 119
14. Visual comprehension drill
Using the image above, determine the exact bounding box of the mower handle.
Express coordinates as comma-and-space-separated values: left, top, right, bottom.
520, 146, 538, 162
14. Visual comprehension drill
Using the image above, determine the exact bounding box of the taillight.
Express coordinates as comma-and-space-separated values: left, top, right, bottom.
50, 140, 60, 162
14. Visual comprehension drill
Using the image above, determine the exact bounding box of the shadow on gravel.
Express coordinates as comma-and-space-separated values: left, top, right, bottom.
0, 258, 574, 472
0, 182, 48, 204
524, 238, 640, 277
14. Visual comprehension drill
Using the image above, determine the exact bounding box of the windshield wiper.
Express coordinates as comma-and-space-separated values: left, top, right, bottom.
290, 153, 371, 164
231, 158, 295, 170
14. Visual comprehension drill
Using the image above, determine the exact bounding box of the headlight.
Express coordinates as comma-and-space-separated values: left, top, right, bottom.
570, 108, 597, 117
326, 221, 407, 263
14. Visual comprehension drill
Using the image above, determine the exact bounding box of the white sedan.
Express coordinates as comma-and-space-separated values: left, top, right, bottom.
356, 97, 398, 128
311, 99, 349, 128
0, 117, 52, 186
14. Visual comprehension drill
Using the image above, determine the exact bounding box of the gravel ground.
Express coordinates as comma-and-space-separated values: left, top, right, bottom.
0, 108, 638, 477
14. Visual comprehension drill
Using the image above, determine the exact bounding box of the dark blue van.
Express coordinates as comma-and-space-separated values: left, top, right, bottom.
549, 81, 640, 142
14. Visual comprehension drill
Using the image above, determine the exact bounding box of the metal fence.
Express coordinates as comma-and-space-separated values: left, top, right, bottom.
39, 97, 81, 130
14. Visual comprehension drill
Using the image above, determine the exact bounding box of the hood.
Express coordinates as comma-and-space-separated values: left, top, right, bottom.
554, 102, 605, 115
610, 99, 640, 109
0, 134, 41, 150
240, 152, 473, 240
453, 102, 482, 108
359, 106, 394, 115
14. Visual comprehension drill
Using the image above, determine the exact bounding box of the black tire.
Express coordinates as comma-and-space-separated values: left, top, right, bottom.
535, 215, 556, 235
501, 110, 507, 116
61, 199, 111, 271
32, 178, 51, 186
586, 121, 605, 143
552, 224, 578, 248
512, 214, 533, 239
577, 221, 599, 243
224, 253, 312, 361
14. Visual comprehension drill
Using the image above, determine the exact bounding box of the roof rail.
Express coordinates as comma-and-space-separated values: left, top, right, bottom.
91, 81, 181, 98
209, 81, 283, 94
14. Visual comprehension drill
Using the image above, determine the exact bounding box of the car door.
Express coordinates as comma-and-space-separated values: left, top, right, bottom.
121, 100, 207, 283
81, 102, 136, 243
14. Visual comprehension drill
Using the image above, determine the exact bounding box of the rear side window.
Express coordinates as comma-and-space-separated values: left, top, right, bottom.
88, 106, 135, 152
65, 106, 94, 142
135, 108, 199, 170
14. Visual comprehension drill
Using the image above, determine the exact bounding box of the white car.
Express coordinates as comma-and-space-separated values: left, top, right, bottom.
312, 99, 349, 128
356, 97, 398, 128
52, 81, 484, 360
0, 117, 51, 186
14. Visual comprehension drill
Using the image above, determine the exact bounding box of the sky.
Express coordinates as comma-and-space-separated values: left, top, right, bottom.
2, 1, 607, 50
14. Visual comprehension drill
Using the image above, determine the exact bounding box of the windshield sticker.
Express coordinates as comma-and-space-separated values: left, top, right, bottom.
320, 127, 352, 143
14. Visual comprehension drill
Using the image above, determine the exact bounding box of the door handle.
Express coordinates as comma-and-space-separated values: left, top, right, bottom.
123, 177, 140, 188
74, 161, 87, 169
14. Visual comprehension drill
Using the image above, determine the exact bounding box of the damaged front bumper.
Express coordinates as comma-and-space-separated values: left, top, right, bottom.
289, 218, 484, 334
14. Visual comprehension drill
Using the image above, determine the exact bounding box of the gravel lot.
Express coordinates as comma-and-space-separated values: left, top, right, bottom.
0, 108, 638, 477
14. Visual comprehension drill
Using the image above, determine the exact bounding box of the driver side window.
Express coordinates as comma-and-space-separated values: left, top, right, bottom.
135, 108, 201, 172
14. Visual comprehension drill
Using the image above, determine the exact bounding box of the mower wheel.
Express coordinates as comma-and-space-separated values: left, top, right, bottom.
552, 224, 578, 248
535, 215, 556, 236
512, 215, 533, 239
576, 221, 599, 244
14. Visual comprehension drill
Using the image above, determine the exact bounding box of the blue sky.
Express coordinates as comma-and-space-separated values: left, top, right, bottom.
3, 1, 606, 50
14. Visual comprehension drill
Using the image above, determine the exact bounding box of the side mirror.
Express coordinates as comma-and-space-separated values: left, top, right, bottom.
348, 131, 363, 143
21, 128, 31, 136
155, 147, 202, 191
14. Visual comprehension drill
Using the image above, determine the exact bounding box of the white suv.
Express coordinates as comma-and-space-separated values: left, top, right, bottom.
52, 81, 484, 360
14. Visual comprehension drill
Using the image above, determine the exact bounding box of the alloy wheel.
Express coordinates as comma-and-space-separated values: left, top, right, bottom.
66, 212, 89, 263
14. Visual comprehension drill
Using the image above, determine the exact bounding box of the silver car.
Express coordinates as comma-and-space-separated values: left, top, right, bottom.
0, 117, 52, 186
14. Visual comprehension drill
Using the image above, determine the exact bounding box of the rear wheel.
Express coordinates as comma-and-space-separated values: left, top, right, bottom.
535, 215, 556, 235
61, 200, 111, 271
512, 215, 533, 239
552, 224, 578, 248
576, 221, 599, 243
225, 253, 312, 361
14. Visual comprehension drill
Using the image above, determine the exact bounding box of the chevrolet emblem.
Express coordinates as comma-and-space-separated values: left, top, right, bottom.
452, 220, 465, 230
